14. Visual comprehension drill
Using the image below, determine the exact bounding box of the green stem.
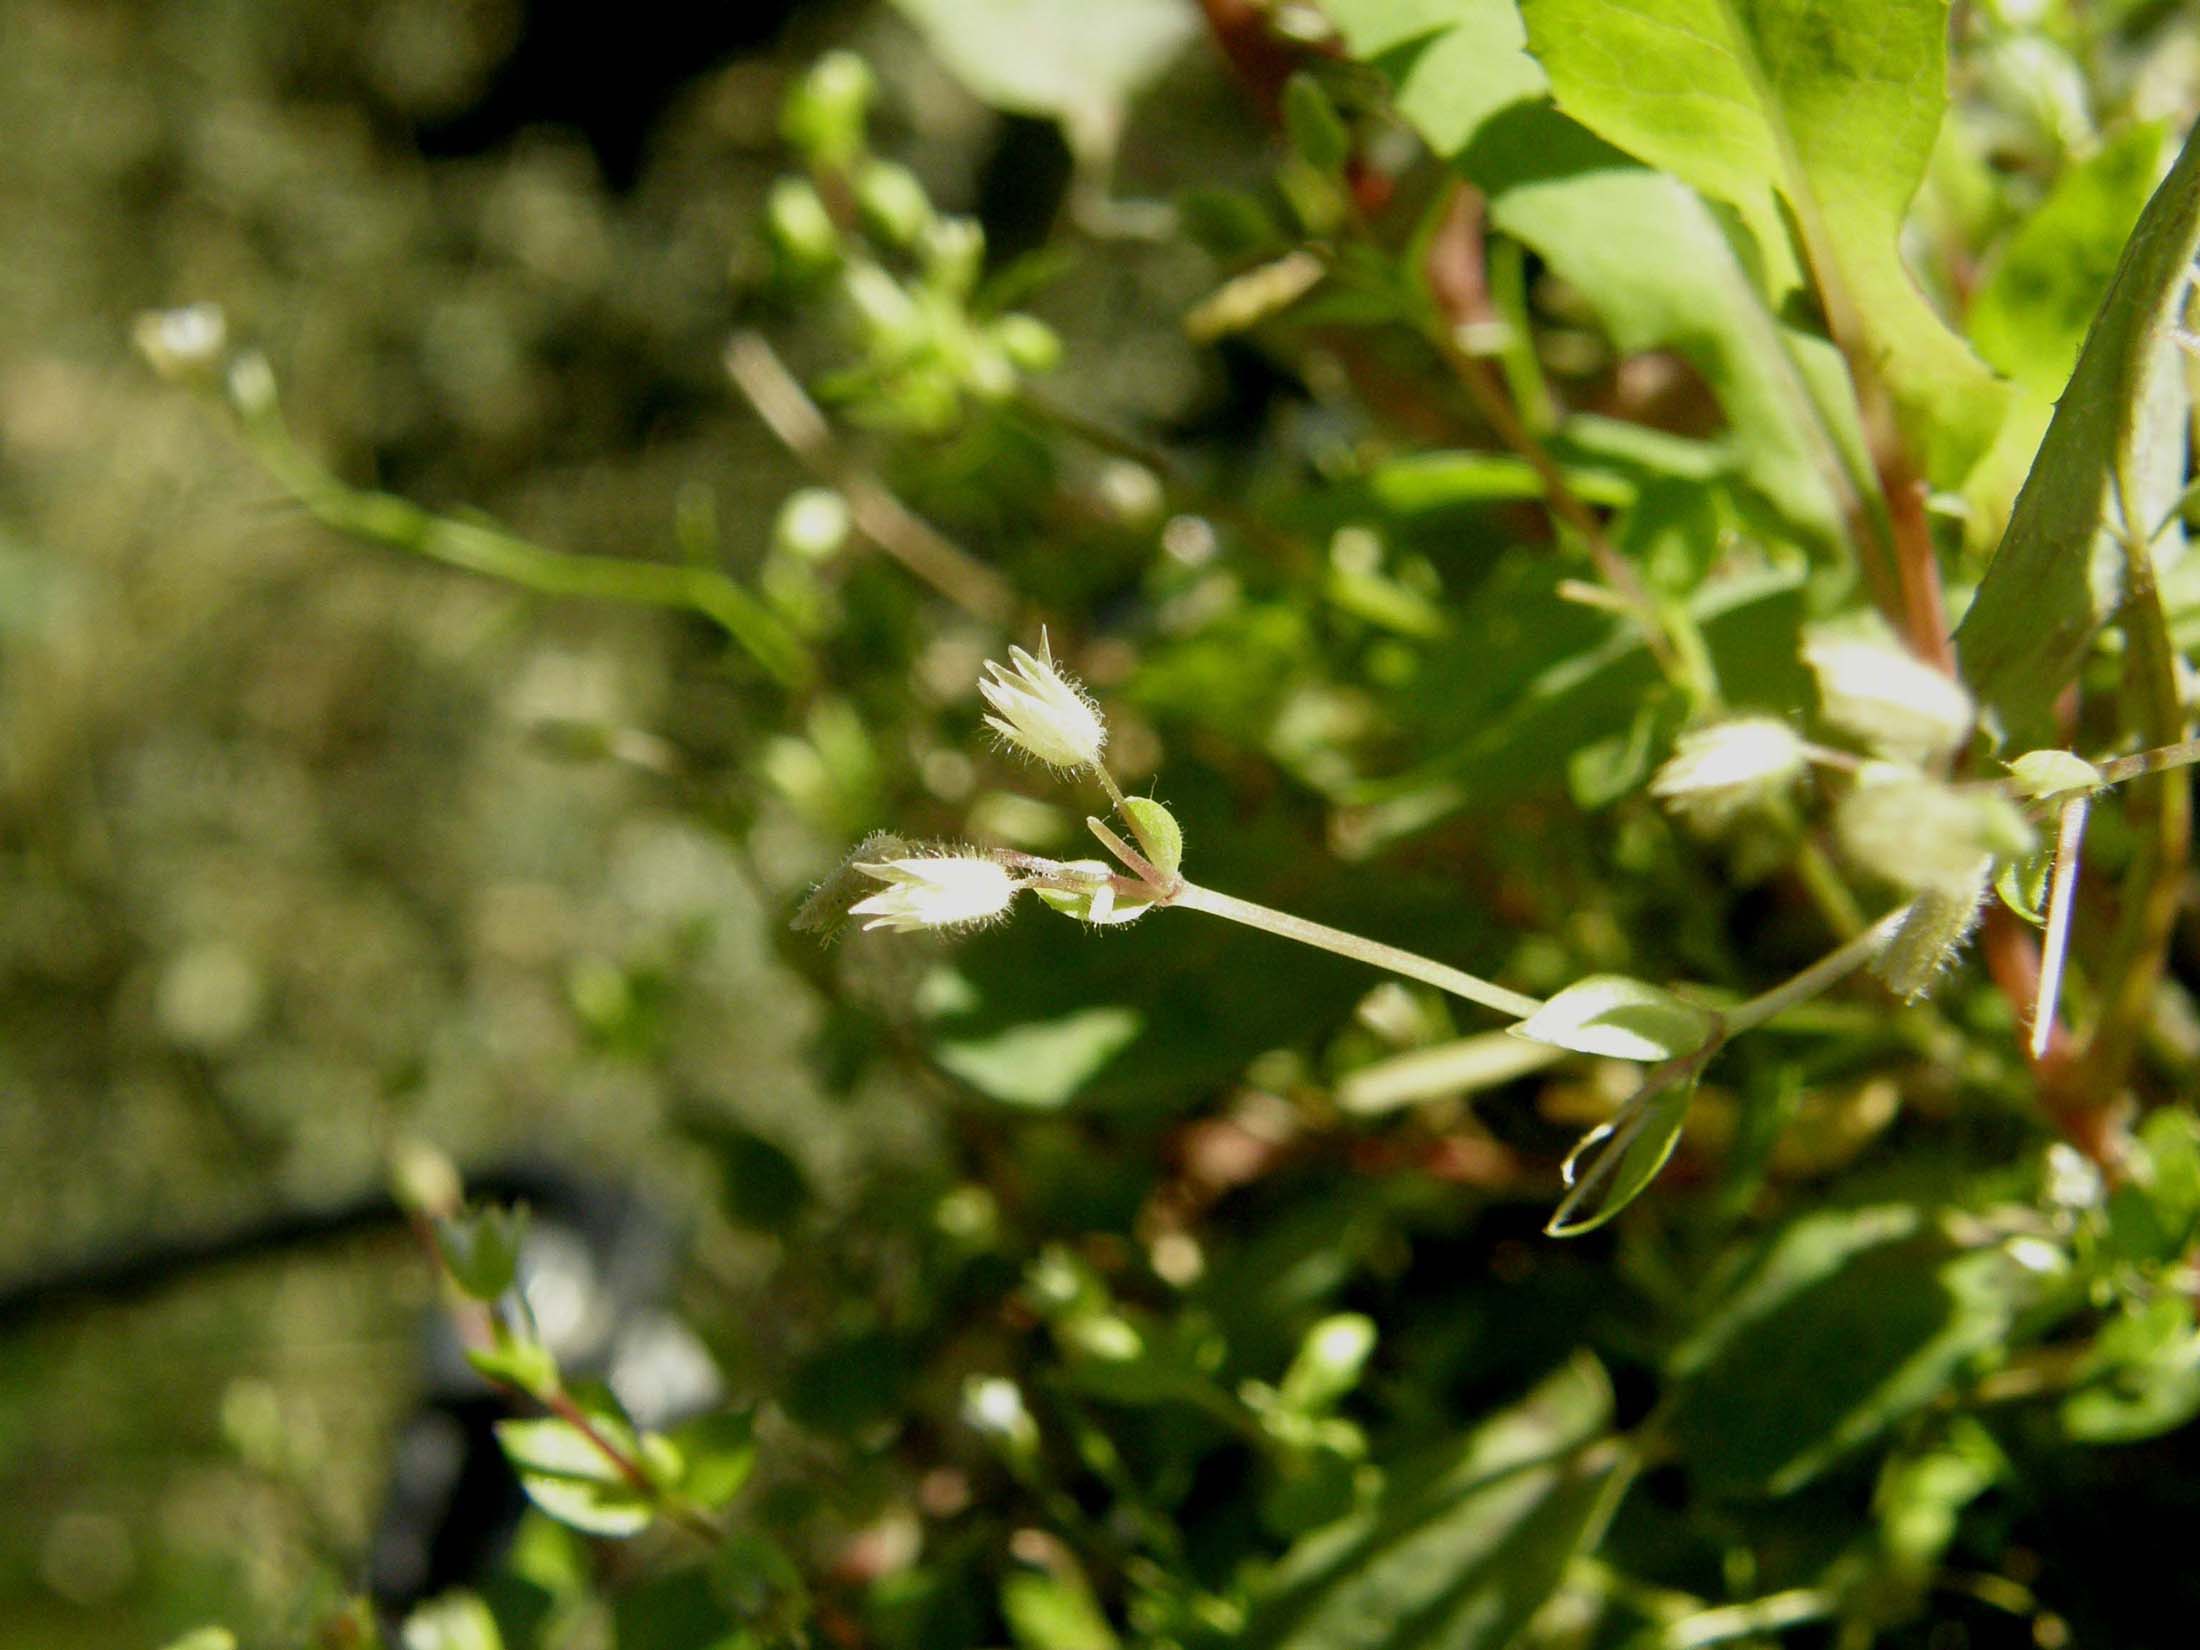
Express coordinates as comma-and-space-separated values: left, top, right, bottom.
2078, 521, 2191, 1095
232, 373, 813, 689
1720, 905, 1907, 1038
1170, 880, 1544, 1021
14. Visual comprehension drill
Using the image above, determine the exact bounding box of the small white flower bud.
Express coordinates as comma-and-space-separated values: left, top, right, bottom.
979, 633, 1108, 772
1805, 636, 1976, 762
850, 853, 1020, 932
1836, 768, 2034, 898
132, 303, 228, 383
1649, 717, 1806, 825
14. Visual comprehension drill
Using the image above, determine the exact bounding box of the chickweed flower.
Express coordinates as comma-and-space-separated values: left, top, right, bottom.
850, 853, 1020, 933
1650, 717, 1806, 826
979, 633, 1107, 772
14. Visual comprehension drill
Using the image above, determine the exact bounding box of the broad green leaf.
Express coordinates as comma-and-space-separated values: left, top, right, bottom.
1668, 1207, 2052, 1493
1511, 975, 1715, 1061
1327, 0, 1853, 550
1545, 1080, 1697, 1238
1118, 795, 1185, 880
934, 1006, 1143, 1107
1243, 1355, 1620, 1650
1520, 0, 2009, 484
1971, 122, 2173, 397
1958, 122, 2200, 742
495, 1416, 658, 1538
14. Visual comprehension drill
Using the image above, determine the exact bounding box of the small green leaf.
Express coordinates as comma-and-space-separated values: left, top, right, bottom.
1277, 1315, 1378, 1416
157, 1632, 237, 1650
1002, 1565, 1121, 1650
466, 1326, 559, 1398
1283, 72, 1350, 173
496, 1416, 659, 1538
934, 1007, 1143, 1107
1545, 1080, 1696, 1238
2061, 1297, 2200, 1444
1994, 852, 2053, 927
1116, 796, 1184, 880
434, 1204, 529, 1301
2007, 749, 2105, 800
1510, 975, 1715, 1062
400, 1592, 504, 1650
670, 1409, 758, 1511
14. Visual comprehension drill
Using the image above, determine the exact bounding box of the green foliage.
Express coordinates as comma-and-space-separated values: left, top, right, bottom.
17, 2, 2200, 1648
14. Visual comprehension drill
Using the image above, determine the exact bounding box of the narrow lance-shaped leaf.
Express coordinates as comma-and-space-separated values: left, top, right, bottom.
1958, 121, 2200, 743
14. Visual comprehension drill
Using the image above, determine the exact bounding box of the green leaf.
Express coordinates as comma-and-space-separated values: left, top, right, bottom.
496, 1416, 659, 1538
670, 1408, 758, 1511
1244, 1355, 1620, 1650
1001, 1564, 1122, 1650
400, 1593, 504, 1650
1519, 0, 2008, 484
1957, 122, 2200, 742
1545, 1080, 1696, 1238
1117, 796, 1184, 880
2006, 749, 2105, 800
1328, 0, 1852, 550
1511, 975, 1715, 1061
434, 1203, 528, 1301
2061, 1297, 2200, 1444
1668, 1207, 2052, 1493
1971, 122, 2174, 397
1284, 73, 1351, 173
466, 1327, 559, 1398
934, 1006, 1143, 1107
157, 1632, 237, 1650
1278, 1315, 1379, 1415
1993, 851, 2052, 928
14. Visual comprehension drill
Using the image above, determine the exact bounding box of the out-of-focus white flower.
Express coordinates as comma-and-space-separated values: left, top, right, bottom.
132, 303, 228, 382
1649, 717, 1806, 825
979, 633, 1107, 771
1804, 636, 1975, 762
850, 854, 1019, 932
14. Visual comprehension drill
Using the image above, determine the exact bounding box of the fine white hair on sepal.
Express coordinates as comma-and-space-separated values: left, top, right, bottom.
1874, 867, 1991, 1001
978, 629, 1107, 772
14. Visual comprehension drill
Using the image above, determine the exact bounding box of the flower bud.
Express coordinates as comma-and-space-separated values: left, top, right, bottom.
979, 634, 1108, 771
1836, 768, 2034, 897
132, 303, 228, 384
1875, 866, 1991, 1001
1649, 717, 1806, 826
849, 853, 1020, 933
1805, 636, 1975, 762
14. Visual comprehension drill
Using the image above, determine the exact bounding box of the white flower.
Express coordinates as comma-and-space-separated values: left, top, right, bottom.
850, 853, 1020, 932
979, 633, 1107, 771
1649, 717, 1806, 825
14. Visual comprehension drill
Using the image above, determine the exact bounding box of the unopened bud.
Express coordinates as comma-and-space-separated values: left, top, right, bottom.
1875, 866, 1991, 1000
1805, 636, 1975, 762
1836, 769, 2034, 897
1649, 717, 1806, 826
979, 633, 1108, 771
133, 303, 228, 384
850, 853, 1020, 932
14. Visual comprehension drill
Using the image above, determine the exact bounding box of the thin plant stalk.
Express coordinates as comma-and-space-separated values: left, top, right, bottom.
1168, 880, 1545, 1021
2032, 793, 2091, 1060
